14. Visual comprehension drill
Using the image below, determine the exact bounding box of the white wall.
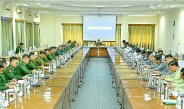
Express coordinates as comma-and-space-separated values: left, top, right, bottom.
128, 15, 156, 24
157, 7, 184, 54
62, 15, 122, 24
62, 15, 82, 23
40, 14, 62, 47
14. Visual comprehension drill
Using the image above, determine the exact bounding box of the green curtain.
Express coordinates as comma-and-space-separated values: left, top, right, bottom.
128, 25, 155, 51
15, 22, 24, 47
34, 23, 40, 47
1, 19, 14, 56
25, 22, 33, 48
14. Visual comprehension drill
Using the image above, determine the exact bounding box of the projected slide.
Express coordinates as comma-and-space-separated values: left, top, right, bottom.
83, 15, 116, 41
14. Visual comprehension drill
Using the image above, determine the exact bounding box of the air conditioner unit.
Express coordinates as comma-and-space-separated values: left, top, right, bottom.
16, 8, 22, 14
34, 13, 39, 18
3, 4, 10, 10
26, 11, 32, 16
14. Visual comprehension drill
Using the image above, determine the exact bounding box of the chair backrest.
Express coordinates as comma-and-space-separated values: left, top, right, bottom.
8, 49, 14, 56
178, 60, 184, 68
8, 50, 11, 56
6, 60, 10, 66
161, 55, 165, 61
35, 52, 38, 56
29, 47, 32, 52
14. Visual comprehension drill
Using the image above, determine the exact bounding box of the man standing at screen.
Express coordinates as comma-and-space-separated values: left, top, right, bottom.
96, 39, 102, 46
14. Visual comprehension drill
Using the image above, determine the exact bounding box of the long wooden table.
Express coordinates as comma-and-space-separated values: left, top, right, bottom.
107, 48, 176, 109
6, 47, 176, 109
7, 47, 90, 109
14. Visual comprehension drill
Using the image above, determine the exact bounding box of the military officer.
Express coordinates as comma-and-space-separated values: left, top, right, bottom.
15, 54, 36, 78
34, 51, 48, 66
64, 43, 71, 52
59, 45, 65, 55
70, 41, 76, 48
45, 49, 55, 61
26, 52, 44, 70
0, 63, 14, 91
15, 43, 24, 54
96, 39, 102, 46
4, 56, 25, 80
50, 47, 57, 59
54, 46, 61, 56
39, 51, 51, 63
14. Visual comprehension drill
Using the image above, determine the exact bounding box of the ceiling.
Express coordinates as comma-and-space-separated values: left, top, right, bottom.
1, 0, 184, 15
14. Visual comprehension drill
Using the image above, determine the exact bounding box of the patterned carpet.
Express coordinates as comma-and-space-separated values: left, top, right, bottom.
70, 58, 120, 109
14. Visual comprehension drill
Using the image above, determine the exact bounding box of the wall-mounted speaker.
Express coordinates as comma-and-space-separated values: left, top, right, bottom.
3, 4, 10, 10
26, 11, 32, 16
16, 8, 22, 14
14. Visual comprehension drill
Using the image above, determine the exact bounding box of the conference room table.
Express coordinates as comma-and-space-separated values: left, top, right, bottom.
7, 47, 90, 109
107, 48, 176, 109
5, 47, 177, 109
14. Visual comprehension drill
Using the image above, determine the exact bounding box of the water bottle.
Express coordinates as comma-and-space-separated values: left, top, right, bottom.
164, 85, 169, 100
176, 92, 181, 109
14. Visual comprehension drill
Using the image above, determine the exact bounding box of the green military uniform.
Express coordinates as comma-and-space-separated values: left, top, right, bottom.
15, 60, 32, 78
4, 65, 22, 80
43, 57, 51, 63
26, 60, 40, 70
15, 46, 24, 54
47, 54, 55, 61
51, 54, 57, 59
96, 42, 102, 46
34, 56, 48, 66
70, 43, 75, 48
165, 68, 181, 82
64, 47, 71, 52
0, 73, 9, 91
55, 50, 61, 56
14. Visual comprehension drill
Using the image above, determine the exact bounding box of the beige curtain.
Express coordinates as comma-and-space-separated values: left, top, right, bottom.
128, 25, 155, 51
1, 19, 14, 56
25, 22, 33, 48
102, 25, 121, 46
62, 24, 83, 45
15, 21, 24, 47
34, 23, 40, 47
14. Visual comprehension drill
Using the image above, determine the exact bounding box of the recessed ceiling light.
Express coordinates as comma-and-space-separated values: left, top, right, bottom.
169, 5, 176, 7
22, 4, 29, 6
36, 3, 42, 6
94, 6, 106, 7
157, 5, 162, 7
120, 5, 132, 7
